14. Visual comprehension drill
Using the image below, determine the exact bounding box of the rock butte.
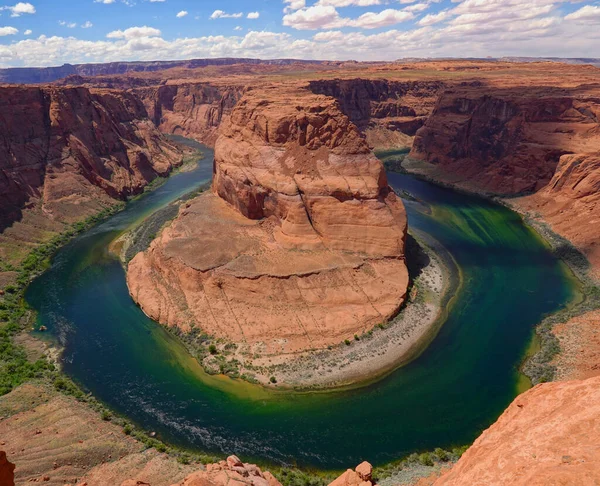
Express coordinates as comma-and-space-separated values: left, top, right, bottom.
127, 86, 409, 356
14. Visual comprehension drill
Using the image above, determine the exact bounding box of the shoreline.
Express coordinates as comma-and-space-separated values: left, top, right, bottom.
243, 233, 456, 390
397, 156, 600, 386
118, 195, 457, 391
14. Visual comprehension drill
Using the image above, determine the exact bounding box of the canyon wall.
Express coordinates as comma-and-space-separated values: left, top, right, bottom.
309, 79, 444, 149
0, 85, 182, 231
127, 86, 409, 359
134, 84, 245, 146
518, 152, 600, 274
410, 84, 600, 195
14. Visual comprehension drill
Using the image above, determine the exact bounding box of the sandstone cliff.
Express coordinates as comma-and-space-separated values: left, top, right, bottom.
127, 86, 409, 361
517, 152, 600, 274
410, 84, 600, 195
0, 85, 182, 231
134, 84, 245, 146
433, 376, 600, 485
309, 79, 444, 150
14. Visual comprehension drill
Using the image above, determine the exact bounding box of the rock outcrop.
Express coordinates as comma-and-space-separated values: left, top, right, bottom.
517, 152, 600, 274
134, 84, 245, 146
410, 84, 600, 195
165, 455, 282, 486
433, 376, 600, 485
0, 451, 15, 486
309, 79, 444, 150
329, 461, 375, 486
127, 86, 409, 360
0, 85, 182, 231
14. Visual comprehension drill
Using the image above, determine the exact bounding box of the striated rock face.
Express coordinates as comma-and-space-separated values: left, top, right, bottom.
135, 84, 245, 146
0, 451, 15, 486
517, 152, 600, 274
0, 85, 181, 230
164, 455, 282, 486
410, 85, 600, 195
127, 86, 409, 358
434, 376, 600, 485
309, 79, 444, 150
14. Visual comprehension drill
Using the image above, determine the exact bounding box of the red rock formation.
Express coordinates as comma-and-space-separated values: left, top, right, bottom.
165, 455, 282, 486
517, 152, 600, 274
0, 85, 181, 230
309, 79, 444, 150
329, 461, 375, 486
433, 376, 600, 485
0, 451, 15, 486
410, 85, 600, 195
134, 84, 245, 146
127, 86, 409, 360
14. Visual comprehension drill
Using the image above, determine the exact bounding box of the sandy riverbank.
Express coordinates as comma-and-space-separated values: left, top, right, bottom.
244, 237, 451, 389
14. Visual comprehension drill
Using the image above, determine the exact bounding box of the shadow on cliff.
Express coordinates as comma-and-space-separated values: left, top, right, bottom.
404, 234, 431, 281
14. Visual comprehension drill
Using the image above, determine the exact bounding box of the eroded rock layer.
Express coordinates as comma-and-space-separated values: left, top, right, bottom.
433, 377, 600, 485
0, 85, 182, 230
410, 84, 600, 195
134, 84, 245, 146
517, 152, 600, 274
127, 86, 409, 356
309, 79, 444, 149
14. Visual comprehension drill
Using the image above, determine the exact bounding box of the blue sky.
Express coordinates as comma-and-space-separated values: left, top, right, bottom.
0, 0, 598, 67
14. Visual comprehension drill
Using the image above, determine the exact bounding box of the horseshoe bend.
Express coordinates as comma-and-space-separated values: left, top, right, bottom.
0, 56, 600, 486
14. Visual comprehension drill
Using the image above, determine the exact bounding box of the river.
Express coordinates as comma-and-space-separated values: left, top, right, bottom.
26, 144, 577, 469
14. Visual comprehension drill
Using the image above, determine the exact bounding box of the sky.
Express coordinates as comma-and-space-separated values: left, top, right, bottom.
0, 0, 597, 67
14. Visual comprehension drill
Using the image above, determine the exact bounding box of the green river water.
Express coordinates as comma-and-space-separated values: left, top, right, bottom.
26, 145, 577, 469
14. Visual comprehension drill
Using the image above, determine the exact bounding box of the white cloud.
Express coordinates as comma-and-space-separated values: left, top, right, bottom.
565, 5, 600, 23
247, 12, 260, 19
59, 21, 78, 29
316, 0, 382, 5
418, 10, 450, 26
284, 0, 306, 13
106, 26, 162, 39
176, 10, 188, 18
210, 10, 243, 19
234, 26, 243, 31
283, 5, 344, 29
0, 26, 18, 36
94, 0, 116, 3
81, 21, 93, 29
23, 28, 31, 35
350, 9, 414, 28
283, 5, 414, 30
1, 2, 35, 17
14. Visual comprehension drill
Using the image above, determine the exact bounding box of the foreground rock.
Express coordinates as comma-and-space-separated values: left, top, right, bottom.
128, 85, 409, 366
329, 461, 375, 486
165, 455, 281, 486
433, 376, 600, 485
0, 451, 15, 486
